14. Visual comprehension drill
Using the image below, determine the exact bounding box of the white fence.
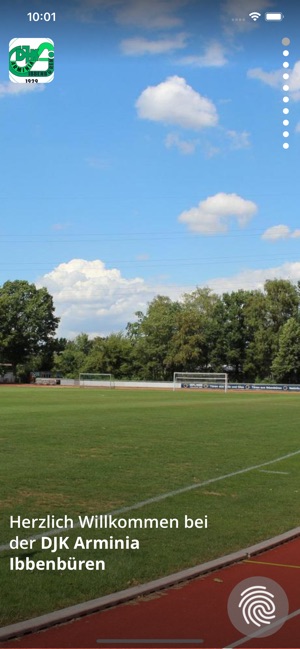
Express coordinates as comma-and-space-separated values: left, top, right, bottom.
61, 379, 174, 389
59, 380, 300, 392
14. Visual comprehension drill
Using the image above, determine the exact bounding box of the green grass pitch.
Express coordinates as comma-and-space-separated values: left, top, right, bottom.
0, 386, 299, 626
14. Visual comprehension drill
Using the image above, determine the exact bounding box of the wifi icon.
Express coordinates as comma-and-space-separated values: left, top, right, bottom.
249, 12, 261, 21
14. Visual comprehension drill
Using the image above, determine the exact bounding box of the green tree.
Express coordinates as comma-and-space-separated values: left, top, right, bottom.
215, 290, 254, 380
167, 287, 221, 371
244, 280, 300, 381
243, 290, 269, 381
127, 296, 181, 380
82, 333, 133, 378
264, 279, 299, 331
0, 280, 59, 372
52, 334, 92, 378
271, 318, 300, 383
216, 281, 300, 382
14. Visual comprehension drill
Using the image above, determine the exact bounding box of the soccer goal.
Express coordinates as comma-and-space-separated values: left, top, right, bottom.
173, 372, 228, 392
79, 373, 115, 388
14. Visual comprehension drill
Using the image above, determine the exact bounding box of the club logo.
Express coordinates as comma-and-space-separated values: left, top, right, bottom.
9, 38, 54, 83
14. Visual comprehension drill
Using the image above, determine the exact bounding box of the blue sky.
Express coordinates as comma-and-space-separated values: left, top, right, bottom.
1, 0, 300, 338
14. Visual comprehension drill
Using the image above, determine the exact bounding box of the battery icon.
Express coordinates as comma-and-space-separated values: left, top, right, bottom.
265, 12, 284, 21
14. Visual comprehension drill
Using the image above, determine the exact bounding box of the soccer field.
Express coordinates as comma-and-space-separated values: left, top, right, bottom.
0, 386, 299, 627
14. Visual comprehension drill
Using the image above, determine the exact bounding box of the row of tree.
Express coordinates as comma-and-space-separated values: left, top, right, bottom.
1, 278, 300, 384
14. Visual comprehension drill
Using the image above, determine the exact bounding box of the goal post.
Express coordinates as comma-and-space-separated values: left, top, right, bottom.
79, 373, 115, 388
173, 372, 228, 392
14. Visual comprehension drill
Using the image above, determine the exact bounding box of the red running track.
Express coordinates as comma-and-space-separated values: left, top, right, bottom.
1, 537, 299, 649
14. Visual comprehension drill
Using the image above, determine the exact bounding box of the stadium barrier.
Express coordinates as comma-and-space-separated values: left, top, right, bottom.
180, 382, 300, 392
59, 380, 300, 392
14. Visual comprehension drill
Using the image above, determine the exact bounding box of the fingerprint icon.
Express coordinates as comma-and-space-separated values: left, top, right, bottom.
228, 576, 289, 638
238, 585, 276, 627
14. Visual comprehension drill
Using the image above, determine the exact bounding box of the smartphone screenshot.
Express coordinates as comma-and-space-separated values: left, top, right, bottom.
0, 1, 299, 648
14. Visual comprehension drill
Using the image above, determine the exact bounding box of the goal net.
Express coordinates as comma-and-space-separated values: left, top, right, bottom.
173, 372, 228, 392
79, 373, 115, 388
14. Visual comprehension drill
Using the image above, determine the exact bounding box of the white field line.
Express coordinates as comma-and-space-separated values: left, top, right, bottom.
225, 607, 300, 648
0, 448, 299, 553
259, 470, 290, 475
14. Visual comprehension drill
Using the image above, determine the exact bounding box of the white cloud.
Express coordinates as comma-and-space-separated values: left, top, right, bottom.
0, 82, 44, 98
179, 42, 227, 67
247, 68, 282, 88
37, 258, 187, 338
165, 132, 197, 154
289, 61, 300, 101
248, 61, 300, 101
226, 129, 250, 149
262, 225, 300, 241
222, 0, 273, 33
136, 76, 218, 131
75, 0, 187, 27
115, 0, 186, 28
203, 143, 221, 158
121, 33, 187, 56
262, 225, 290, 241
178, 192, 257, 234
207, 262, 300, 293
222, 0, 273, 18
73, 0, 116, 23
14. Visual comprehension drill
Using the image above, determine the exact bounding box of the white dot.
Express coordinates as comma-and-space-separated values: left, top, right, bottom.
283, 50, 289, 56
283, 143, 289, 149
283, 62, 289, 68
283, 108, 289, 114
283, 131, 289, 137
283, 85, 289, 91
283, 96, 289, 102
283, 119, 289, 126
283, 73, 289, 80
